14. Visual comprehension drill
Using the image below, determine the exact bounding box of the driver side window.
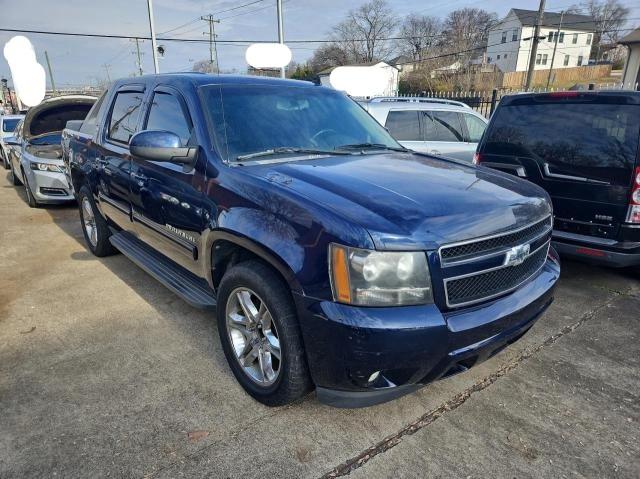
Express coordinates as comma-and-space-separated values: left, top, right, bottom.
145, 91, 192, 146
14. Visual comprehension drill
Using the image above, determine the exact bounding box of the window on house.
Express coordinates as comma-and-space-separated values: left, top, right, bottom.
563, 55, 570, 66
542, 54, 548, 65
501, 31, 507, 43
497, 54, 501, 60
559, 32, 565, 43
487, 56, 492, 63
536, 54, 542, 65
504, 54, 508, 59
548, 31, 555, 42
572, 33, 578, 44
512, 29, 518, 41
577, 55, 584, 66
586, 33, 592, 45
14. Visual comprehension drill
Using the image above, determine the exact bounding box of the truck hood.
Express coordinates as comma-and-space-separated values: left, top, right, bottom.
246, 152, 551, 250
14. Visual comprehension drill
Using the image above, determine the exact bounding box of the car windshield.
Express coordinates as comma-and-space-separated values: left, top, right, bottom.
201, 84, 403, 163
2, 118, 20, 132
30, 133, 63, 145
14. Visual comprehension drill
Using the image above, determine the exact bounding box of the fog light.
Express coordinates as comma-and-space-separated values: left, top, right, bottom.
368, 371, 380, 383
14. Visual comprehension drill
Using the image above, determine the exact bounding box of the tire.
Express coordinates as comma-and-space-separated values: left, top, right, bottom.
217, 260, 312, 406
23, 173, 39, 208
10, 163, 21, 186
2, 151, 9, 170
77, 186, 117, 257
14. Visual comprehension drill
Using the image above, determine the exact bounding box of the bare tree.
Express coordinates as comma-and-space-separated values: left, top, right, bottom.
443, 8, 497, 62
192, 59, 215, 73
568, 0, 631, 56
331, 0, 398, 63
397, 14, 443, 62
308, 43, 351, 72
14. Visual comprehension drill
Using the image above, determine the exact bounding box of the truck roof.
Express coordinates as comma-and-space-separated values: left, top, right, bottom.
112, 73, 316, 90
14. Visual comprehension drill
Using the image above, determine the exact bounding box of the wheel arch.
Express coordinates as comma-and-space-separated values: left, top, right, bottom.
204, 230, 304, 295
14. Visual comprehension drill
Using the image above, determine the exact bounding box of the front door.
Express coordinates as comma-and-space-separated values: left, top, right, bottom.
97, 86, 145, 229
129, 86, 207, 273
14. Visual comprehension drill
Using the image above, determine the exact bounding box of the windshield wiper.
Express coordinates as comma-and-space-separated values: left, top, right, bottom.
236, 147, 352, 162
336, 143, 408, 152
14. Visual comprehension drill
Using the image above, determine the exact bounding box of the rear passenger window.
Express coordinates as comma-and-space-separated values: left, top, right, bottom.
384, 111, 421, 141
145, 92, 192, 146
424, 111, 464, 142
107, 91, 144, 144
462, 114, 487, 142
80, 91, 106, 135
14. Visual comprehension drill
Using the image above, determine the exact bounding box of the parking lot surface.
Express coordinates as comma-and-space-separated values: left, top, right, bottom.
1, 175, 639, 478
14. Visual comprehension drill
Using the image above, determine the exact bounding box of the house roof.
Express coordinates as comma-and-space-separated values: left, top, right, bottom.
510, 8, 596, 32
619, 27, 640, 45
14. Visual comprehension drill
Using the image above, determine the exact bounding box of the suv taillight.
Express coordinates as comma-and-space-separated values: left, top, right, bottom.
473, 152, 482, 165
626, 167, 640, 224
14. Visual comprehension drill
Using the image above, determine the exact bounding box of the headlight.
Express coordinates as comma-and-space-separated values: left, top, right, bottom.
30, 162, 64, 173
329, 244, 433, 306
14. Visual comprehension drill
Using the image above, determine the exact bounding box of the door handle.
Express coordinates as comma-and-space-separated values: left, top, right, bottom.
431, 150, 441, 156
130, 172, 149, 181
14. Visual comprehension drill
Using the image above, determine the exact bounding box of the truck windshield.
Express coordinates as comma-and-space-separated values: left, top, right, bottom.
201, 84, 402, 163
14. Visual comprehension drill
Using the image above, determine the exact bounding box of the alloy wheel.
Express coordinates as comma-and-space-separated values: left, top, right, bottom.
82, 196, 98, 247
225, 287, 282, 386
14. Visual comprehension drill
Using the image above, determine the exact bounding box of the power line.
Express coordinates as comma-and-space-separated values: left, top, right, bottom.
213, 0, 266, 15
2, 16, 637, 45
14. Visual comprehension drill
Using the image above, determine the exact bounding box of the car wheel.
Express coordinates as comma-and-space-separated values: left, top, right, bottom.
217, 260, 312, 406
23, 173, 39, 208
10, 163, 21, 186
78, 186, 117, 257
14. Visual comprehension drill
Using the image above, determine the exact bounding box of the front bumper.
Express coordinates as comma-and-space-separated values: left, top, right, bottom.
23, 167, 74, 203
295, 253, 560, 408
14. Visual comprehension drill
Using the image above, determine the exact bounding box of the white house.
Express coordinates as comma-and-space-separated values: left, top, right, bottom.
318, 62, 400, 97
619, 28, 640, 90
486, 9, 595, 73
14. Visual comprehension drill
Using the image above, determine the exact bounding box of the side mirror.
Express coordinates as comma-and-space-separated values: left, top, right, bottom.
129, 130, 197, 165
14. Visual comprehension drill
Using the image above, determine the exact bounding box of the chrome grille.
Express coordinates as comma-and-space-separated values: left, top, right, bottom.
444, 243, 549, 307
440, 216, 552, 264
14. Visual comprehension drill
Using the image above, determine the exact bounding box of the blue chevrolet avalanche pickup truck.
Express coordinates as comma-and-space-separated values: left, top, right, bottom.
62, 74, 560, 408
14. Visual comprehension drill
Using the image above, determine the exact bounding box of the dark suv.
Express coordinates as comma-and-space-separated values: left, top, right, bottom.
64, 74, 560, 407
476, 91, 640, 268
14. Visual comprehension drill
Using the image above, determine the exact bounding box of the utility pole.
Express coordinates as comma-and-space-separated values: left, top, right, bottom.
277, 0, 285, 78
546, 11, 564, 89
201, 15, 220, 73
131, 38, 144, 76
103, 63, 112, 83
44, 50, 57, 96
525, 0, 546, 91
146, 0, 160, 73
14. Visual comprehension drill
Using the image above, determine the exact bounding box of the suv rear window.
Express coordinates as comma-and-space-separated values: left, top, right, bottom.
484, 102, 640, 186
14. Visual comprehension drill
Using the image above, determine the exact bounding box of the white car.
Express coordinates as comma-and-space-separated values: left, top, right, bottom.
361, 97, 488, 162
1, 114, 25, 169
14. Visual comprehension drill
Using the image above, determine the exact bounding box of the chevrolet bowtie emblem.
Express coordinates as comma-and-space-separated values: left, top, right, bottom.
504, 243, 530, 267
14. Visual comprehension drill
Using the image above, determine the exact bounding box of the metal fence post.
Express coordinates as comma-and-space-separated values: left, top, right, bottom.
489, 89, 498, 116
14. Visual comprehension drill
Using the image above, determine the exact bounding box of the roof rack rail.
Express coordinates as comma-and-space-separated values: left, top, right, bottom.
368, 97, 471, 108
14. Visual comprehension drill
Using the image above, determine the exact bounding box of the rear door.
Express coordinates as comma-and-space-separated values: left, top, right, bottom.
422, 110, 468, 159
96, 85, 145, 228
479, 95, 640, 239
383, 110, 423, 151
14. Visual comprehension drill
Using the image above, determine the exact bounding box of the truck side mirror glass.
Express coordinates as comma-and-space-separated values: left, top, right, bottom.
129, 130, 197, 165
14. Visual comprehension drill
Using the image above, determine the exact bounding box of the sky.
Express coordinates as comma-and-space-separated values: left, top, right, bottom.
1, 0, 639, 88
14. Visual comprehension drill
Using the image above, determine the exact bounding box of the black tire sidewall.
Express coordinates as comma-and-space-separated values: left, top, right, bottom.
78, 186, 115, 257
216, 260, 311, 406
23, 172, 38, 208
